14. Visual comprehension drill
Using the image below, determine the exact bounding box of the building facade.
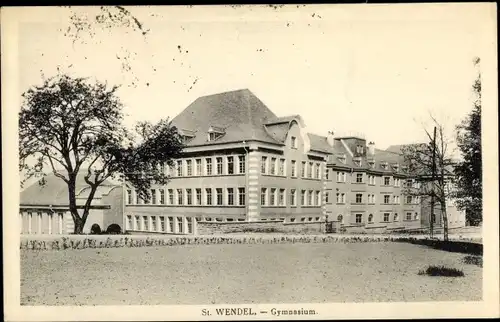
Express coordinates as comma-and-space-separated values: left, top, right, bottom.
20, 89, 465, 235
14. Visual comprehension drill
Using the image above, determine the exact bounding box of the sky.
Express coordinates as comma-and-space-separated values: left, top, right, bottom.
16, 4, 487, 151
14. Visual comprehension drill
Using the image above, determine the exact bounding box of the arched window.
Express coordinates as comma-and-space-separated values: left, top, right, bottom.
337, 214, 343, 223
368, 214, 373, 223
394, 213, 399, 221
414, 212, 419, 220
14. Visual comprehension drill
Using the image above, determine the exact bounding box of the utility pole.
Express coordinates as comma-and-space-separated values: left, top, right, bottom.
430, 126, 437, 239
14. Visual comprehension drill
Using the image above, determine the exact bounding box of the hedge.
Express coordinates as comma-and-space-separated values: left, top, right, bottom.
19, 235, 482, 255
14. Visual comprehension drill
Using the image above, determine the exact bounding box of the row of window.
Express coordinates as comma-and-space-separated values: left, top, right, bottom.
333, 193, 420, 205
127, 187, 246, 206
260, 188, 322, 207
335, 211, 420, 224
334, 172, 407, 187
126, 215, 194, 234
163, 155, 246, 177
261, 157, 323, 180
20, 211, 64, 234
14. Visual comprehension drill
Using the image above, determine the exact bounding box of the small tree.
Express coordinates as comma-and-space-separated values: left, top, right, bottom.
454, 57, 482, 226
401, 117, 456, 241
19, 74, 184, 234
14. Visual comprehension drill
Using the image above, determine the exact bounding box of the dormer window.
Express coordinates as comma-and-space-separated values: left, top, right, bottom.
337, 153, 346, 164
353, 157, 362, 167
367, 159, 375, 169
381, 161, 388, 170
392, 163, 400, 171
207, 126, 225, 142
356, 145, 364, 154
178, 129, 196, 143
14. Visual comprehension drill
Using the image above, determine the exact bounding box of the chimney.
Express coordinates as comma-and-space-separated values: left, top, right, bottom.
368, 141, 376, 155
327, 131, 335, 147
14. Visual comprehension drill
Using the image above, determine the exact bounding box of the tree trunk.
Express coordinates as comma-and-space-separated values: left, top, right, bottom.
441, 200, 449, 242
73, 215, 84, 234
67, 174, 84, 234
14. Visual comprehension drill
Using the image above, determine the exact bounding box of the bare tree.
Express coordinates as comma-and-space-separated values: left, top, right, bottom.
401, 115, 456, 241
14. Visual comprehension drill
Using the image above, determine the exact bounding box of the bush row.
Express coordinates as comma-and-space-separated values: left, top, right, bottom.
20, 235, 482, 253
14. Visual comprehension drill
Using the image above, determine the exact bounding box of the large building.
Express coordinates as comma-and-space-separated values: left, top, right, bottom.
19, 89, 465, 235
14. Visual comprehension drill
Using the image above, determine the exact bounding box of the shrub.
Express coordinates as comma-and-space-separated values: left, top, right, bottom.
463, 255, 483, 267
106, 224, 122, 234
418, 265, 465, 277
90, 224, 101, 235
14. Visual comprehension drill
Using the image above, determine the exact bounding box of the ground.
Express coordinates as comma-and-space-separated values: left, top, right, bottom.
21, 242, 482, 305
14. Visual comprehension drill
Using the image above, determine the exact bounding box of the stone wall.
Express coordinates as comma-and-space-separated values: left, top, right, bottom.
197, 220, 325, 235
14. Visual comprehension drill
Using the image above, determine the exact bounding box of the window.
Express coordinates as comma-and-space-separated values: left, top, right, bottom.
325, 192, 329, 203
151, 189, 157, 204
168, 189, 174, 205
144, 193, 151, 205
270, 188, 277, 206
126, 215, 132, 230
325, 169, 329, 180
177, 217, 183, 233
195, 188, 201, 205
177, 189, 183, 205
187, 217, 193, 234
290, 218, 296, 223
356, 173, 363, 183
431, 214, 436, 223
168, 217, 174, 232
383, 213, 390, 222
336, 193, 346, 204
186, 189, 192, 205
406, 212, 412, 221
143, 216, 149, 231
337, 214, 343, 223
355, 193, 363, 204
160, 216, 165, 231
206, 158, 213, 175
238, 156, 245, 174
279, 159, 285, 176
355, 214, 363, 223
135, 189, 140, 204
270, 158, 277, 175
301, 190, 306, 206
216, 188, 223, 205
291, 160, 297, 177
216, 157, 223, 175
279, 189, 285, 206
291, 136, 297, 148
337, 171, 346, 182
308, 162, 313, 178
135, 215, 140, 230
406, 196, 413, 204
290, 189, 296, 206
316, 191, 321, 206
238, 188, 245, 206
301, 161, 306, 178
384, 195, 390, 204
261, 156, 267, 174
261, 188, 267, 206
394, 178, 400, 187
227, 188, 234, 205
186, 160, 193, 176
227, 156, 234, 174
206, 188, 212, 205
414, 212, 419, 220
368, 214, 373, 223
151, 216, 157, 231
195, 159, 202, 176
315, 163, 320, 179
177, 160, 183, 177
308, 190, 313, 206
127, 190, 133, 204
394, 213, 399, 221
384, 176, 390, 186
160, 189, 165, 204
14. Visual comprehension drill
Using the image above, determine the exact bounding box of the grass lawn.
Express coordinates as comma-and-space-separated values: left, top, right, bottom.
21, 242, 482, 305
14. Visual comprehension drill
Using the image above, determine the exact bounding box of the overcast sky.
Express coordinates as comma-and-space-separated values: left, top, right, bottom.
17, 4, 487, 151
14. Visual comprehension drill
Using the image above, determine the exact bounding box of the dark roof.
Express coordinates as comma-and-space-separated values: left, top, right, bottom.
308, 133, 334, 153
171, 89, 281, 146
171, 89, 331, 154
20, 172, 116, 206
